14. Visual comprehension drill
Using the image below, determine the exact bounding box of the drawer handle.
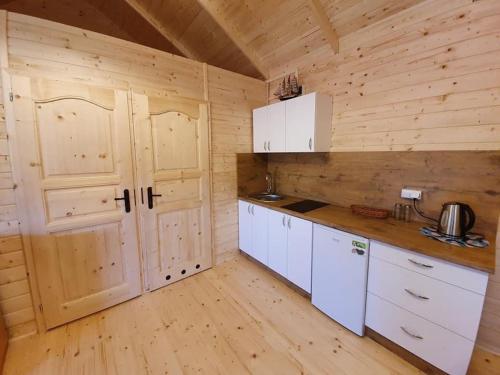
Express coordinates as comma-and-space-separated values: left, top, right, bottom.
408, 258, 433, 269
400, 326, 423, 340
404, 288, 430, 300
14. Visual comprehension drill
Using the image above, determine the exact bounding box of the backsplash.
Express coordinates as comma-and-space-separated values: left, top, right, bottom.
238, 151, 500, 236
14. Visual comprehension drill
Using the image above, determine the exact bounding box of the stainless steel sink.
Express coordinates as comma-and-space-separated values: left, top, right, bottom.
250, 193, 284, 202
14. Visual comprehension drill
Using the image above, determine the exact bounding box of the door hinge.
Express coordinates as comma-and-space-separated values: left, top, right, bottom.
38, 303, 43, 312
9, 92, 13, 102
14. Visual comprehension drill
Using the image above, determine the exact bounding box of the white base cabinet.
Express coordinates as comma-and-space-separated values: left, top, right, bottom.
239, 201, 313, 292
286, 215, 313, 292
238, 201, 269, 264
367, 241, 488, 375
267, 209, 288, 277
366, 293, 474, 375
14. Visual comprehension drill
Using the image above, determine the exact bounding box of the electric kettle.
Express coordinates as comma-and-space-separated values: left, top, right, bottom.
437, 202, 475, 238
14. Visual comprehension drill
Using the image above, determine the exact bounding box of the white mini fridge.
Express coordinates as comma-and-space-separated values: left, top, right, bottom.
311, 224, 370, 336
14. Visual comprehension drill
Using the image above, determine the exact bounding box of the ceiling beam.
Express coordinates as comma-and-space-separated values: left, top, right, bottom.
123, 0, 200, 60
307, 0, 339, 54
196, 0, 268, 79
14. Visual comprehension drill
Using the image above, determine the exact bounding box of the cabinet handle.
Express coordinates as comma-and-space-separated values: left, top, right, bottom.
114, 189, 131, 213
248, 204, 251, 214
282, 215, 286, 227
408, 259, 433, 269
251, 205, 255, 215
287, 217, 291, 229
308, 137, 312, 150
264, 141, 267, 151
404, 288, 430, 300
267, 141, 271, 151
400, 326, 423, 340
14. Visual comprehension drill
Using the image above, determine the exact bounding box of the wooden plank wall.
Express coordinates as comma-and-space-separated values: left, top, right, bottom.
267, 0, 500, 353
207, 66, 266, 263
0, 11, 266, 338
269, 0, 500, 151
0, 62, 36, 340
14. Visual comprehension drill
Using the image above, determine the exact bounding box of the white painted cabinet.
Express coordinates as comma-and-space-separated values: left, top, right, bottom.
366, 241, 488, 375
238, 200, 253, 254
238, 200, 269, 264
252, 106, 268, 153
252, 92, 332, 153
252, 101, 285, 152
252, 205, 270, 264
287, 216, 313, 292
239, 200, 313, 292
285, 93, 332, 152
267, 101, 286, 152
268, 209, 288, 277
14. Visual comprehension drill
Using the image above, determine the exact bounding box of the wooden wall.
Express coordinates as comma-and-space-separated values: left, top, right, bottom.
0, 57, 36, 340
208, 67, 267, 263
0, 11, 266, 338
266, 0, 500, 353
269, 0, 500, 151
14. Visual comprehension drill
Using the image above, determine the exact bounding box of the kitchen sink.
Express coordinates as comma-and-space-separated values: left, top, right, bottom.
250, 193, 284, 202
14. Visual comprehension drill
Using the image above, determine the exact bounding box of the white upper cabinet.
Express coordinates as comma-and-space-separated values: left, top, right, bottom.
252, 106, 268, 153
252, 92, 332, 153
267, 101, 286, 152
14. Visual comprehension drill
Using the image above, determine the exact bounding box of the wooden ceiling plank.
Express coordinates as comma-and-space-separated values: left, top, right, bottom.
307, 0, 339, 54
124, 0, 200, 60
196, 0, 268, 79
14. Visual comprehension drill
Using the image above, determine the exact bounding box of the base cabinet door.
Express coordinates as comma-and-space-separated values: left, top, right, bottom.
251, 205, 269, 265
11, 76, 142, 328
238, 201, 253, 255
287, 216, 313, 292
268, 210, 288, 277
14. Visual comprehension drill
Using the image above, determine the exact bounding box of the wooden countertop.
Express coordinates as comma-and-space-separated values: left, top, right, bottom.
239, 195, 497, 274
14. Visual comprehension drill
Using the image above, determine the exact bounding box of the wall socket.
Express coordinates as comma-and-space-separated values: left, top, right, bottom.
401, 188, 422, 200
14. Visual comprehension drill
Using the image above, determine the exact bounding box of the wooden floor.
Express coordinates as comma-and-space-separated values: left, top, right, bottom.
4, 255, 500, 375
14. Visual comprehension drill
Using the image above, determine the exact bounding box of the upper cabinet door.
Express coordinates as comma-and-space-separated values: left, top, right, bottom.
285, 93, 316, 152
253, 106, 268, 152
11, 76, 142, 329
133, 93, 212, 291
267, 101, 286, 152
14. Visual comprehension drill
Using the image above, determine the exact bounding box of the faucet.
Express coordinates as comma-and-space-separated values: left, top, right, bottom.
265, 172, 274, 194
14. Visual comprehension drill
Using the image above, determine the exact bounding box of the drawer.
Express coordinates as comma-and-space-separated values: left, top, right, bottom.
368, 257, 485, 340
370, 241, 488, 294
366, 293, 474, 375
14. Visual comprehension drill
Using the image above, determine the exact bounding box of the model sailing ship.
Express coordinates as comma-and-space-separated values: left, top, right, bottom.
273, 73, 302, 100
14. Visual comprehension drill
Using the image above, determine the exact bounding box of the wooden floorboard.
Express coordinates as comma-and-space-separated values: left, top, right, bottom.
3, 255, 499, 374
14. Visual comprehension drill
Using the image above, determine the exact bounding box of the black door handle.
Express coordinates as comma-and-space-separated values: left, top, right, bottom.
115, 189, 131, 213
147, 187, 162, 209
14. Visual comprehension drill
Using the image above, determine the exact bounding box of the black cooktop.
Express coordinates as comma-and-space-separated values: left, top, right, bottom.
281, 199, 329, 213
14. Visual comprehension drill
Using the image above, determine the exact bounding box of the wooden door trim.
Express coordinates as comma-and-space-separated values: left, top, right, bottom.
0, 10, 45, 333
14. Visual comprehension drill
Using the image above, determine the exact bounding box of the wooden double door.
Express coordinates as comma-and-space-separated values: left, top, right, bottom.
10, 76, 212, 329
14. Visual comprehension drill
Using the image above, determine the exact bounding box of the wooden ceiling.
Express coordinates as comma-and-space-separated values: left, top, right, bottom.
0, 0, 424, 79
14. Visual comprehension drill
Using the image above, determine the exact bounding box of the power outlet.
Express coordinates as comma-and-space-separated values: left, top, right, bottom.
401, 188, 422, 200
